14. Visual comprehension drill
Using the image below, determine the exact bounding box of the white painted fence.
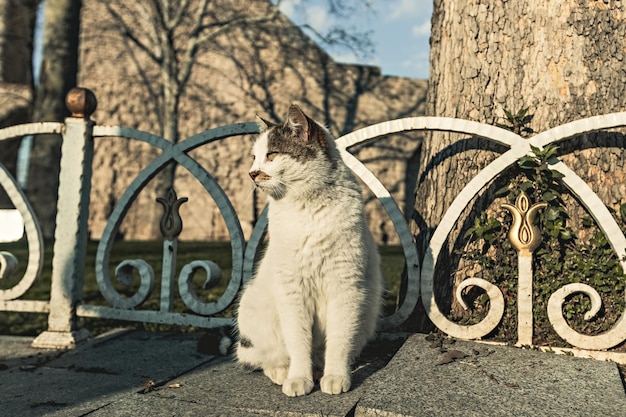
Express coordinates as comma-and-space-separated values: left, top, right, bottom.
1, 88, 625, 363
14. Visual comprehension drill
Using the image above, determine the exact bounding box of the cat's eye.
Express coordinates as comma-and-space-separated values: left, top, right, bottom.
266, 152, 279, 161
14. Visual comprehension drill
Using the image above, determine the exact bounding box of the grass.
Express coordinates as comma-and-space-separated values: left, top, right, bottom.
0, 240, 406, 337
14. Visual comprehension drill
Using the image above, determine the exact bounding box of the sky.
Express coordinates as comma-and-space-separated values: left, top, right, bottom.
276, 0, 433, 80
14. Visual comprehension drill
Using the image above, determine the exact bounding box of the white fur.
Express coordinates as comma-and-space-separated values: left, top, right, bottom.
236, 110, 383, 397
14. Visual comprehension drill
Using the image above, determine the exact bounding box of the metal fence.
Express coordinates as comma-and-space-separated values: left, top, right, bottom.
1, 88, 625, 363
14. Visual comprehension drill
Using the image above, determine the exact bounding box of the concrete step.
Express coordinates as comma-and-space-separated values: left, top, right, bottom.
1, 330, 624, 416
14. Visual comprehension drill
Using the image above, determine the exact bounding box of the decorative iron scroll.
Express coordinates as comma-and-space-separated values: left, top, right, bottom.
0, 124, 63, 311
336, 114, 626, 350
84, 124, 256, 328
78, 120, 428, 330
2, 113, 626, 354
73, 113, 626, 346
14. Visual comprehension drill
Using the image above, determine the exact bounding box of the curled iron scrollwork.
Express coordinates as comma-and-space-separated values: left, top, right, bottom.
0, 155, 45, 302
110, 259, 155, 309
178, 260, 223, 315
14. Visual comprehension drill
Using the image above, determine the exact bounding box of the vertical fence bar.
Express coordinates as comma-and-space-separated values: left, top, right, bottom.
156, 188, 188, 312
517, 254, 534, 346
32, 88, 97, 349
502, 191, 546, 347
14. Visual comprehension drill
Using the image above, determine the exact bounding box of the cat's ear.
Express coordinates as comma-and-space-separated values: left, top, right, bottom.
256, 115, 275, 132
286, 104, 309, 140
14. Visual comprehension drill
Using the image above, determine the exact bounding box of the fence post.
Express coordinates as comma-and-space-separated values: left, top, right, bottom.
31, 87, 97, 349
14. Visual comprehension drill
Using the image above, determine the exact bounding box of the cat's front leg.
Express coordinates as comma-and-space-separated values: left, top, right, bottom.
320, 333, 354, 394
320, 374, 351, 395
277, 297, 315, 397
320, 295, 364, 395
319, 347, 351, 395
281, 336, 315, 396
282, 375, 314, 397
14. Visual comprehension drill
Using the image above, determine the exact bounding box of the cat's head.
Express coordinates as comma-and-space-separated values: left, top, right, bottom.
249, 104, 336, 200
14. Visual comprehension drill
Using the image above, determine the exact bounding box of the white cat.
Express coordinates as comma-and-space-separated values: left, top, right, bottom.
235, 104, 383, 397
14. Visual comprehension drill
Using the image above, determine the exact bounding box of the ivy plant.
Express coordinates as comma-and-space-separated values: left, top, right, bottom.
456, 110, 626, 346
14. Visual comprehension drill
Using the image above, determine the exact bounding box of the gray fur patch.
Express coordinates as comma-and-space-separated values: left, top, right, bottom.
239, 336, 253, 348
266, 116, 332, 162
239, 362, 259, 372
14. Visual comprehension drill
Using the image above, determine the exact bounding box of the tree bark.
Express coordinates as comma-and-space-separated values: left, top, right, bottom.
408, 0, 626, 331
0, 0, 38, 85
27, 0, 82, 238
0, 0, 38, 208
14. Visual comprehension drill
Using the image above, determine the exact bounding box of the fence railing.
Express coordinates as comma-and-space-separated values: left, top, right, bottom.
1, 88, 625, 363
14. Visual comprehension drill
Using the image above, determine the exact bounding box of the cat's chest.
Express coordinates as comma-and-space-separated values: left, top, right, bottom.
268, 200, 345, 248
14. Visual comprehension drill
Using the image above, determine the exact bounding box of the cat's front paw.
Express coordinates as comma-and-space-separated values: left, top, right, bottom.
320, 374, 351, 395
263, 367, 288, 385
282, 377, 314, 397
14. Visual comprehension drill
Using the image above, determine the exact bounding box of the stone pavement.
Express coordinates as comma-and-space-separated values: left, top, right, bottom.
1, 329, 625, 417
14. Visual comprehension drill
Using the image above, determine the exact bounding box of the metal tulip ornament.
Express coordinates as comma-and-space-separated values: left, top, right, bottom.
502, 191, 547, 346
502, 191, 547, 256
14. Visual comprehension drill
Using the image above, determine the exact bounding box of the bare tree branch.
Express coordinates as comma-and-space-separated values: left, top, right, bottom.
177, 0, 210, 89
104, 2, 163, 64
96, 0, 375, 143
169, 0, 192, 29
301, 23, 374, 60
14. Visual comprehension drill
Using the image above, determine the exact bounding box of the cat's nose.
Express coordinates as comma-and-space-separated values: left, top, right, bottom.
249, 170, 260, 181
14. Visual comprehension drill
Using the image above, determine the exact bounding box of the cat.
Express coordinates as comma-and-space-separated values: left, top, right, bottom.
235, 104, 383, 397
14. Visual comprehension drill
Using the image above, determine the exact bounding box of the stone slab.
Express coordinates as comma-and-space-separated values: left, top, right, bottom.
85, 394, 274, 417
96, 333, 405, 417
3, 365, 137, 417
355, 334, 626, 417
45, 329, 215, 382
0, 330, 397, 417
0, 330, 220, 417
2, 331, 625, 417
0, 335, 62, 369
128, 355, 385, 417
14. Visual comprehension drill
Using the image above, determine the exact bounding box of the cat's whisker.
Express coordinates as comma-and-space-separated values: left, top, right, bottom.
241, 185, 257, 211
246, 184, 258, 196
254, 177, 295, 200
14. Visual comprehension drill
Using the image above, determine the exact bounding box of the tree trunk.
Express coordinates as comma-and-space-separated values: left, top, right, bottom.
27, 0, 82, 238
407, 0, 626, 331
0, 0, 38, 208
0, 0, 38, 85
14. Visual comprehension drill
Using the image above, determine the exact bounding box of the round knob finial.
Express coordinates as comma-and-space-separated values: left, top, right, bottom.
65, 87, 97, 119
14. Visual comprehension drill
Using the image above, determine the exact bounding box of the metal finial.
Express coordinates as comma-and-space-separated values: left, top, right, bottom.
65, 87, 98, 119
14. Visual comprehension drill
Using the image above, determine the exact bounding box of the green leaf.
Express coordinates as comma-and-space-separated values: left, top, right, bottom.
550, 170, 565, 180
515, 108, 527, 118
620, 203, 626, 221
520, 181, 534, 191
496, 122, 512, 131
544, 207, 561, 221
495, 185, 511, 197
543, 145, 559, 159
530, 144, 542, 156
581, 217, 594, 228
518, 157, 537, 169
560, 230, 573, 241
542, 191, 559, 202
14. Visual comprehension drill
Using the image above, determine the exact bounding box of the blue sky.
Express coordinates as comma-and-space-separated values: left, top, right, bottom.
277, 0, 433, 80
